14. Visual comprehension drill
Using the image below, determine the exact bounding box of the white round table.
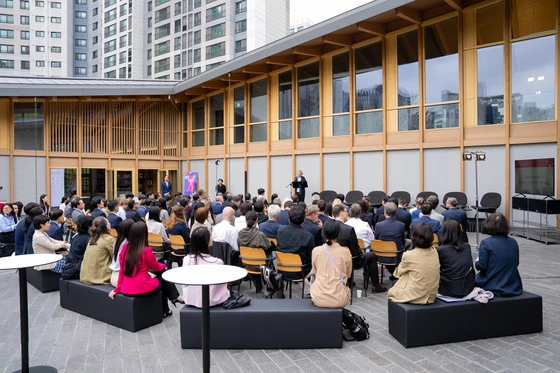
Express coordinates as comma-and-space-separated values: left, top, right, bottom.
163, 265, 247, 373
0, 254, 62, 373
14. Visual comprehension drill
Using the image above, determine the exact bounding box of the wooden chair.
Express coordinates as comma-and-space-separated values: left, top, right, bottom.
239, 246, 272, 292
65, 217, 76, 242
275, 251, 311, 299
148, 232, 167, 260
141, 216, 146, 222
162, 220, 169, 229
433, 233, 439, 247
370, 240, 403, 284
269, 237, 277, 246
355, 238, 369, 300
167, 234, 189, 269
109, 228, 118, 238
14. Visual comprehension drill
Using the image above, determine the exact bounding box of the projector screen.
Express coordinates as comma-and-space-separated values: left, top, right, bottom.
514, 158, 555, 196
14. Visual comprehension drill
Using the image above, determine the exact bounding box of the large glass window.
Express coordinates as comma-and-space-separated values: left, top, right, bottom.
478, 45, 504, 125
332, 52, 349, 136
297, 62, 319, 139
425, 17, 459, 129
14, 102, 44, 150
355, 43, 382, 134
511, 35, 555, 123
209, 93, 223, 146
250, 79, 267, 142
397, 31, 419, 131
192, 99, 205, 147
278, 71, 292, 140
233, 86, 244, 144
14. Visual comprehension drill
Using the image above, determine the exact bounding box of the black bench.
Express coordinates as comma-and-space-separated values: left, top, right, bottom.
59, 279, 163, 332
180, 299, 342, 349
388, 291, 543, 348
27, 268, 60, 293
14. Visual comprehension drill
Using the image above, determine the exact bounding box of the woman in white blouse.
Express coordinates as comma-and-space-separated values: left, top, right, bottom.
32, 215, 71, 273
345, 203, 374, 248
146, 206, 169, 243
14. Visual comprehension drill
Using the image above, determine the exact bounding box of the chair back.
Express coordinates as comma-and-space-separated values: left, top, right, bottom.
345, 190, 364, 205
239, 246, 268, 267
367, 191, 386, 207
168, 234, 186, 250
148, 232, 165, 251
162, 220, 169, 229
442, 191, 468, 207
66, 217, 75, 228
357, 238, 366, 250
417, 191, 438, 202
370, 240, 399, 258
391, 191, 411, 206
480, 192, 501, 209
433, 233, 439, 247
319, 190, 338, 203
109, 228, 118, 238
276, 251, 304, 273
269, 237, 277, 245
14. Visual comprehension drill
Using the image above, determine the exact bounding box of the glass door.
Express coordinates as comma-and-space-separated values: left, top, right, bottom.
159, 169, 178, 196
114, 170, 133, 198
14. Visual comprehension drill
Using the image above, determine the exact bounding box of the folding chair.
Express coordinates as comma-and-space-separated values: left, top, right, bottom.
370, 240, 403, 284
167, 234, 189, 269
239, 246, 272, 292
275, 251, 311, 299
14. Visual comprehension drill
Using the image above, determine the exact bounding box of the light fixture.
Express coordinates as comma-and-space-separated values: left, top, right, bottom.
476, 151, 486, 161
537, 76, 545, 81
214, 159, 220, 165
462, 150, 487, 249
527, 77, 535, 82
536, 91, 542, 95
463, 152, 473, 161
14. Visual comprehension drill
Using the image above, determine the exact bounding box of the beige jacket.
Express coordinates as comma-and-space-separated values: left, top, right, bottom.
310, 243, 352, 308
33, 231, 71, 270
80, 234, 116, 285
388, 247, 440, 304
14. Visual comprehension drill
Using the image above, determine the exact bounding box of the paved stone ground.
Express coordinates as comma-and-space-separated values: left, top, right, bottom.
1, 232, 560, 373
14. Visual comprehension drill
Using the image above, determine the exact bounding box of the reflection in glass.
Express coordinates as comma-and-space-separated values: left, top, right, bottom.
209, 128, 223, 145
425, 18, 459, 104
116, 170, 132, 197
250, 123, 267, 142
192, 131, 205, 147
298, 62, 320, 119
14, 102, 45, 150
250, 79, 267, 123
511, 35, 555, 123
478, 45, 504, 125
279, 120, 292, 140
209, 93, 224, 128
356, 111, 382, 134
397, 30, 419, 107
398, 108, 419, 131
192, 99, 204, 130
425, 104, 459, 129
333, 115, 349, 136
476, 2, 503, 45
279, 71, 292, 121
233, 126, 244, 144
298, 118, 319, 139
355, 43, 382, 111
333, 52, 349, 114
234, 86, 244, 125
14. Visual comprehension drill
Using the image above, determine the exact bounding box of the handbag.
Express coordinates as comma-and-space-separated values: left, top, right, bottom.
260, 264, 283, 298
222, 291, 251, 309
322, 244, 351, 301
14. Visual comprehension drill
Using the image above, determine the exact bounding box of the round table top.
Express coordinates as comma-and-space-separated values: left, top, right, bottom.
162, 265, 247, 286
0, 254, 63, 270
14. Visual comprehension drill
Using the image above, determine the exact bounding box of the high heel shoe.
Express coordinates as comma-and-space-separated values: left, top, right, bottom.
163, 310, 173, 318
171, 298, 185, 308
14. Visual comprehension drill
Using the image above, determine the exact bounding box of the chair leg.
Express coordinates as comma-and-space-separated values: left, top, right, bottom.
350, 270, 354, 305
363, 265, 369, 297
380, 264, 384, 285
289, 281, 292, 299
301, 278, 305, 299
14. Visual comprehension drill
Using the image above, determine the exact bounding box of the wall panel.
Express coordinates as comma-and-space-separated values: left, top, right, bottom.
248, 157, 268, 198
190, 160, 206, 194
296, 154, 320, 204
0, 156, 10, 200
270, 156, 293, 201
387, 150, 420, 200
227, 158, 245, 196
354, 151, 384, 194
14, 156, 47, 204
423, 148, 461, 212
323, 153, 350, 195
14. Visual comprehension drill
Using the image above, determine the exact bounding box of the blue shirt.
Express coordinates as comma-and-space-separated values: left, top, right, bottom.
411, 209, 421, 220
411, 215, 442, 241
259, 219, 281, 238
0, 214, 16, 233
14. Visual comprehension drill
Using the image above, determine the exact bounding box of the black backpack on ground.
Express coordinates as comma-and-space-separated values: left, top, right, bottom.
342, 308, 370, 341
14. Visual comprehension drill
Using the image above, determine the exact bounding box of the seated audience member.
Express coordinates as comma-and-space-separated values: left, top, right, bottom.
109, 222, 183, 318
22, 206, 46, 255
15, 203, 39, 255
324, 202, 333, 218
421, 195, 444, 224
80, 217, 117, 285
212, 206, 239, 251
107, 200, 123, 229
71, 198, 88, 226
90, 197, 107, 218
64, 196, 78, 218
254, 201, 268, 225
374, 202, 406, 275
412, 204, 442, 241
358, 199, 374, 228
183, 227, 230, 308
32, 215, 71, 272
213, 195, 225, 215
159, 198, 171, 222
396, 198, 412, 237
109, 219, 134, 287
475, 213, 523, 296
125, 199, 143, 222
191, 207, 212, 236
310, 220, 352, 308
332, 198, 343, 209
137, 194, 147, 217
117, 198, 127, 220
189, 202, 205, 227
167, 205, 190, 244
0, 203, 17, 244
437, 220, 475, 297
270, 193, 278, 203
147, 206, 170, 243
47, 208, 65, 241
276, 206, 315, 273
345, 203, 374, 248
234, 202, 252, 231
332, 204, 387, 293
410, 197, 424, 220
59, 196, 69, 211
336, 194, 345, 205
13, 201, 23, 221
317, 200, 330, 224
61, 215, 94, 280
258, 204, 281, 238
277, 200, 293, 225
245, 193, 252, 204
302, 205, 323, 247
238, 211, 272, 254
373, 196, 389, 227
388, 223, 440, 304
442, 197, 469, 242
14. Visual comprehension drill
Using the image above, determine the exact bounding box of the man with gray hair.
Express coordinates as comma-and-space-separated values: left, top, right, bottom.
303, 205, 323, 246
212, 206, 239, 251
259, 204, 281, 238
374, 202, 406, 278
442, 197, 469, 236
421, 195, 444, 224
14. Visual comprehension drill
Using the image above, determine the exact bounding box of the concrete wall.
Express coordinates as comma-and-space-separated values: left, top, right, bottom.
13, 156, 46, 204
323, 153, 350, 195
248, 157, 268, 197
353, 151, 383, 195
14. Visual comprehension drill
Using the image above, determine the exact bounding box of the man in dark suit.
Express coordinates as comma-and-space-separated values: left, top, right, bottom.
411, 204, 442, 241
277, 200, 293, 225
107, 200, 122, 229
376, 198, 412, 237
317, 200, 330, 224
161, 175, 172, 196
293, 170, 307, 203
89, 196, 107, 218
373, 195, 389, 228
374, 202, 406, 277
302, 205, 323, 247
332, 204, 387, 293
215, 178, 226, 196
276, 206, 315, 272
259, 204, 281, 238
254, 201, 268, 225
442, 197, 469, 231
125, 199, 143, 222
47, 208, 65, 241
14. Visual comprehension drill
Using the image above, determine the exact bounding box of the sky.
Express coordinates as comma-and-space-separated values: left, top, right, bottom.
290, 0, 373, 26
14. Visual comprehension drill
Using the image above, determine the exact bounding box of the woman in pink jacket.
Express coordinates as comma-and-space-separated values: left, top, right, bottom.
108, 221, 184, 318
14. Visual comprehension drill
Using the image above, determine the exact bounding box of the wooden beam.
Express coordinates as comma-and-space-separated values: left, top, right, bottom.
266, 55, 296, 65
322, 34, 353, 47
292, 46, 322, 57
220, 73, 246, 82
395, 7, 422, 25
242, 64, 269, 74
444, 0, 463, 11
356, 21, 386, 36
201, 81, 228, 89
184, 88, 207, 96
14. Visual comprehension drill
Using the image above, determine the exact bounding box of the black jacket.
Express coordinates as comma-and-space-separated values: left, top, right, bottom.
125, 210, 143, 222
107, 213, 122, 229
61, 233, 91, 280
437, 243, 475, 297
276, 223, 315, 267
334, 220, 363, 268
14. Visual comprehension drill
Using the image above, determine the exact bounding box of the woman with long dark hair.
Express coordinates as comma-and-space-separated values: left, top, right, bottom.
109, 219, 134, 287
80, 217, 116, 285
108, 222, 183, 318
61, 215, 94, 280
183, 227, 229, 308
12, 201, 23, 221
0, 203, 17, 244
167, 205, 190, 244
39, 194, 50, 214
147, 206, 169, 243
21, 206, 44, 255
